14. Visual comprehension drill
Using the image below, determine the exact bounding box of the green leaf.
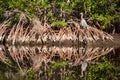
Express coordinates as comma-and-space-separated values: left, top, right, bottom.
51, 20, 67, 27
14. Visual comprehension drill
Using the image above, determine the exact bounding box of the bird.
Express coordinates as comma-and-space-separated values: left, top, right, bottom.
80, 13, 89, 44
80, 13, 89, 29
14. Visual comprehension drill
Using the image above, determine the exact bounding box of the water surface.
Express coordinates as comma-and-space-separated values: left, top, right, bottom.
0, 45, 119, 80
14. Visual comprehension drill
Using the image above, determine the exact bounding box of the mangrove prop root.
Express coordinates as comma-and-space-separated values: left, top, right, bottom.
0, 13, 113, 45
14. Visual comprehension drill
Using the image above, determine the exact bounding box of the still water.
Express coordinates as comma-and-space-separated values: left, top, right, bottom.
0, 45, 119, 80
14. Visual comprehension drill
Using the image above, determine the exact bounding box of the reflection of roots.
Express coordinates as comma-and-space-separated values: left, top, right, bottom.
0, 46, 113, 74
0, 13, 113, 45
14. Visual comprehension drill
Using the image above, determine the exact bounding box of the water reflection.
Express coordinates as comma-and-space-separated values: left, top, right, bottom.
0, 45, 116, 79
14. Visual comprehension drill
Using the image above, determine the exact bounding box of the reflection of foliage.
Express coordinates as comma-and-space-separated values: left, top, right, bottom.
0, 74, 13, 80
25, 68, 37, 80
88, 57, 118, 80
63, 76, 76, 80
0, 46, 119, 80
50, 61, 67, 70
0, 58, 19, 73
48, 61, 80, 80
0, 61, 19, 80
0, 62, 9, 72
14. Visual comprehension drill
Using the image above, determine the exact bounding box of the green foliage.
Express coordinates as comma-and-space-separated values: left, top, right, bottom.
85, 0, 119, 28
0, 0, 119, 28
0, 14, 5, 22
88, 57, 118, 80
7, 13, 20, 26
51, 20, 67, 27
92, 14, 115, 28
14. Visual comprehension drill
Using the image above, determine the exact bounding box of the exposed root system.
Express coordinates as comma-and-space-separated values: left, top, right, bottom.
0, 13, 113, 45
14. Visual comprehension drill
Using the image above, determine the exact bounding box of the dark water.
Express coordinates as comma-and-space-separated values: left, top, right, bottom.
0, 45, 120, 80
